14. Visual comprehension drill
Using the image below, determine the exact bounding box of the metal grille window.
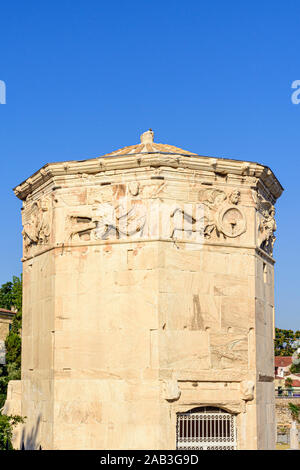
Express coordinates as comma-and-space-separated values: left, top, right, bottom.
176, 407, 237, 450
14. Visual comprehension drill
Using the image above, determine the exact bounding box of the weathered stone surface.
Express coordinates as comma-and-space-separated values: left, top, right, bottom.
210, 332, 248, 369
159, 330, 210, 370
275, 397, 300, 432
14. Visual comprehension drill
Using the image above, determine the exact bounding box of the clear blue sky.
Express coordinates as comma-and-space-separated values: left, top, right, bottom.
0, 1, 299, 330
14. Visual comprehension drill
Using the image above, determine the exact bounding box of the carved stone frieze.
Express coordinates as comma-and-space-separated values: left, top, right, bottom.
68, 197, 147, 242
94, 199, 147, 240
258, 207, 276, 256
199, 188, 227, 210
170, 187, 246, 241
240, 380, 255, 401
162, 379, 181, 402
210, 337, 247, 369
253, 191, 277, 256
68, 214, 96, 241
229, 190, 241, 205
217, 206, 247, 238
128, 181, 140, 196
22, 197, 51, 256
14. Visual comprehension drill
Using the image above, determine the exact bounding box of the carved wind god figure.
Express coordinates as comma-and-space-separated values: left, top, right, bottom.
169, 190, 225, 241
68, 214, 98, 241
22, 199, 51, 255
170, 204, 206, 241
68, 182, 146, 242
229, 190, 241, 205
200, 188, 227, 211
198, 188, 245, 239
197, 188, 227, 238
258, 205, 276, 255
252, 190, 277, 255
94, 198, 147, 240
169, 187, 246, 242
69, 198, 147, 241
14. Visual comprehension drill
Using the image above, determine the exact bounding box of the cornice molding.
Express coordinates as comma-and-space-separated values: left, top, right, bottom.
13, 152, 284, 201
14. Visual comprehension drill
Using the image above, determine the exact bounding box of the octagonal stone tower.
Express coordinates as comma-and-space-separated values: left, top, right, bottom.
11, 130, 283, 449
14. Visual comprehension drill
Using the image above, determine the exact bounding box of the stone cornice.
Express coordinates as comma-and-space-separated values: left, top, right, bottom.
13, 152, 284, 201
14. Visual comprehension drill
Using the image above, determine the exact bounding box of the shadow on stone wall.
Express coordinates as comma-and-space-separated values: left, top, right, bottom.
20, 415, 41, 450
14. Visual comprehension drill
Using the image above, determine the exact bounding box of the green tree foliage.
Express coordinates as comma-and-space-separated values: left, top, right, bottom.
288, 403, 300, 423
0, 276, 22, 408
0, 275, 24, 449
0, 364, 20, 410
0, 282, 13, 311
274, 328, 300, 356
290, 352, 300, 374
0, 275, 22, 313
285, 377, 293, 388
10, 276, 22, 315
5, 333, 21, 369
0, 367, 9, 411
0, 414, 24, 450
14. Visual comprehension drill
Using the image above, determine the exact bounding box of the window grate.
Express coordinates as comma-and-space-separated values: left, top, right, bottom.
176, 411, 237, 450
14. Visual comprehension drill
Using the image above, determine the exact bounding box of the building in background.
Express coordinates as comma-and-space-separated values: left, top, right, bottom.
275, 356, 300, 397
0, 308, 15, 365
275, 357, 293, 378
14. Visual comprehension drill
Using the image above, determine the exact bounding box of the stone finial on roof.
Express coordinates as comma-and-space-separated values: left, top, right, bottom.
140, 129, 154, 144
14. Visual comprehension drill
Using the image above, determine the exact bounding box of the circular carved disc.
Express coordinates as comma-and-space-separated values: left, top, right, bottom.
218, 206, 247, 238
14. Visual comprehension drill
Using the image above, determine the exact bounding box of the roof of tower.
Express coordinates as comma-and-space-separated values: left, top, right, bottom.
103, 129, 197, 157
13, 129, 284, 201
